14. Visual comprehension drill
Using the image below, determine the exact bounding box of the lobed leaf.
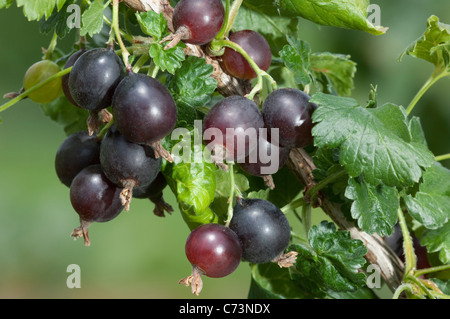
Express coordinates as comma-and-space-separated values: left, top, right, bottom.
290, 221, 368, 293
149, 42, 185, 75
279, 36, 314, 86
398, 15, 450, 71
311, 52, 357, 97
16, 0, 61, 21
421, 221, 450, 264
166, 56, 217, 127
80, 0, 105, 37
135, 10, 167, 40
403, 162, 450, 229
345, 176, 399, 237
39, 1, 75, 38
311, 93, 435, 188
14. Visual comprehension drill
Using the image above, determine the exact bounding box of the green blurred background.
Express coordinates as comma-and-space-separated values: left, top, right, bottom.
0, 1, 449, 299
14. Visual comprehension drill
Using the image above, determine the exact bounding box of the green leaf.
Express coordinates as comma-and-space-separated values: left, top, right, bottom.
403, 162, 450, 230
164, 160, 218, 230
311, 52, 357, 97
162, 128, 218, 230
166, 56, 217, 127
345, 177, 399, 236
409, 116, 428, 147
149, 42, 185, 75
290, 221, 368, 294
232, 1, 294, 38
39, 1, 74, 38
398, 15, 450, 71
430, 278, 450, 295
277, 0, 388, 36
279, 36, 314, 86
80, 0, 105, 37
0, 0, 13, 9
167, 56, 217, 108
421, 221, 450, 264
248, 263, 313, 299
311, 93, 435, 187
40, 96, 89, 136
214, 168, 249, 198
135, 11, 167, 40
16, 0, 59, 21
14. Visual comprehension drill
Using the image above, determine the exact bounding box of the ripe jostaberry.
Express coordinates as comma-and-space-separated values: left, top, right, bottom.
62, 49, 86, 108
203, 95, 264, 168
179, 223, 242, 296
229, 198, 297, 267
162, 0, 225, 48
262, 88, 317, 148
54, 130, 101, 188
112, 72, 177, 162
100, 125, 162, 211
222, 30, 272, 80
238, 136, 291, 189
68, 48, 125, 135
70, 164, 124, 246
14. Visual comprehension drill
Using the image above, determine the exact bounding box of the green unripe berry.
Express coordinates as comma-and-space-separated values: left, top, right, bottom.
23, 60, 62, 104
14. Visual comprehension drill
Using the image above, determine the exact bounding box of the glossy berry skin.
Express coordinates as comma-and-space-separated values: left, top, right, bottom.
203, 96, 264, 161
68, 48, 125, 111
173, 0, 225, 45
185, 224, 242, 278
262, 88, 317, 148
62, 49, 86, 107
70, 164, 124, 223
222, 30, 272, 80
55, 130, 101, 187
100, 125, 161, 189
238, 136, 291, 177
230, 198, 291, 264
112, 72, 177, 145
23, 60, 62, 104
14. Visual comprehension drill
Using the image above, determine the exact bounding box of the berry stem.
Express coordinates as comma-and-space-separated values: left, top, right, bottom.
406, 68, 449, 116
0, 67, 72, 113
43, 32, 58, 61
96, 118, 115, 140
392, 283, 414, 299
435, 152, 450, 162
397, 207, 417, 277
111, 0, 132, 71
214, 0, 230, 40
132, 54, 150, 73
414, 264, 450, 278
280, 197, 306, 214
222, 0, 243, 38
